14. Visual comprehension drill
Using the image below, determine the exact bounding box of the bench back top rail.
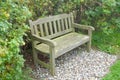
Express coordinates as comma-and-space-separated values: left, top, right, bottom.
29, 13, 74, 39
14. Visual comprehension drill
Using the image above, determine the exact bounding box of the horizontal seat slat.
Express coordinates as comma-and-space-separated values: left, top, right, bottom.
35, 32, 90, 58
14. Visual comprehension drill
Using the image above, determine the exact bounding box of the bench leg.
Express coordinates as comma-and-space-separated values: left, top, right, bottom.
87, 40, 91, 52
33, 48, 38, 66
50, 48, 55, 76
87, 30, 92, 52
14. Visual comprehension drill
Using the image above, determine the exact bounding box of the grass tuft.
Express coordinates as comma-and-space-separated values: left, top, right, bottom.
102, 60, 120, 80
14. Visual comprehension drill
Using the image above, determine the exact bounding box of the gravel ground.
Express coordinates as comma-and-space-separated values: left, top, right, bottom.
31, 48, 117, 80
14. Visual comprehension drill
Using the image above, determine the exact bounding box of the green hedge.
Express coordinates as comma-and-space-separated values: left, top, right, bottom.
0, 0, 31, 80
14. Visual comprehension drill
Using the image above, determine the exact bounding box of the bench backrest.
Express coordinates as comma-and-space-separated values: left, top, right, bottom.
29, 13, 74, 39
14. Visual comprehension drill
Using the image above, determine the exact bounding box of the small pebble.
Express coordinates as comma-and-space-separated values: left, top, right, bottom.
31, 48, 117, 80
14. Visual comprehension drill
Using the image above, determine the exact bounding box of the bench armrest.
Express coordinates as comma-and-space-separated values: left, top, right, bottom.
72, 23, 95, 31
32, 34, 57, 47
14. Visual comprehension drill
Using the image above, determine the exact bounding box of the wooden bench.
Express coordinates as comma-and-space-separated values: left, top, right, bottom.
29, 13, 94, 75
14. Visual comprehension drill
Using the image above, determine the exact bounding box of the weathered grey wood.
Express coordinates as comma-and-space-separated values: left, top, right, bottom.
53, 21, 57, 33
49, 21, 53, 35
37, 59, 50, 69
61, 19, 65, 30
57, 20, 61, 32
87, 30, 92, 52
49, 47, 55, 75
71, 13, 75, 31
44, 23, 49, 36
71, 13, 74, 23
29, 20, 34, 34
32, 14, 71, 25
72, 23, 95, 30
32, 43, 38, 66
68, 17, 72, 28
29, 13, 94, 76
32, 34, 56, 47
39, 24, 44, 37
65, 18, 69, 29
46, 29, 73, 39
34, 25, 39, 36
35, 32, 90, 58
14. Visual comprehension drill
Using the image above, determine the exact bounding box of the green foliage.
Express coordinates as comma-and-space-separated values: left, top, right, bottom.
102, 60, 120, 80
76, 0, 120, 54
1, 0, 119, 79
0, 0, 31, 80
28, 0, 79, 19
27, 0, 120, 54
93, 30, 120, 54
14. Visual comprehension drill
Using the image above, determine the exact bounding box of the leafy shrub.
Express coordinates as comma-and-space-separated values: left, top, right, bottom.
28, 0, 77, 19
0, 0, 31, 80
74, 0, 120, 54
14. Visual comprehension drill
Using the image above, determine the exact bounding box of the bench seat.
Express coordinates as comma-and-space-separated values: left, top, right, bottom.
35, 32, 89, 58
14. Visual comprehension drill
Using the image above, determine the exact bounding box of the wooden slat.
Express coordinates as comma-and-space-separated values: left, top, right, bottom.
46, 29, 73, 39
68, 17, 72, 28
49, 21, 53, 35
44, 23, 49, 36
32, 14, 70, 25
65, 18, 69, 29
39, 24, 44, 37
29, 20, 34, 34
57, 20, 61, 32
37, 59, 50, 69
71, 13, 74, 23
61, 19, 65, 30
53, 21, 57, 33
34, 25, 39, 36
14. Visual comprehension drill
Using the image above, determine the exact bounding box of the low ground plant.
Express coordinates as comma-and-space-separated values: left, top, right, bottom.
102, 60, 120, 80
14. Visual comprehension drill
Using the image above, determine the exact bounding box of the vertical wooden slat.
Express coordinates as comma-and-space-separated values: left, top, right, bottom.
71, 13, 74, 23
34, 25, 39, 36
44, 23, 49, 36
61, 19, 65, 30
70, 13, 75, 31
57, 20, 61, 32
65, 18, 68, 29
68, 16, 72, 28
49, 21, 53, 35
53, 21, 57, 33
29, 20, 34, 35
39, 24, 44, 37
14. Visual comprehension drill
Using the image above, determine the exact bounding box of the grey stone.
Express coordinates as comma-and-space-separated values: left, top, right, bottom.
31, 48, 117, 80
